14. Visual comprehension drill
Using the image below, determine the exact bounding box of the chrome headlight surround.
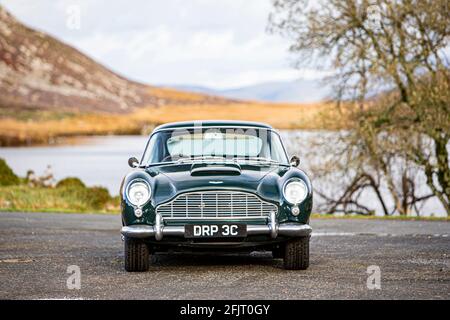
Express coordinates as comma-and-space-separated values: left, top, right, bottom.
283, 178, 308, 205
126, 179, 151, 208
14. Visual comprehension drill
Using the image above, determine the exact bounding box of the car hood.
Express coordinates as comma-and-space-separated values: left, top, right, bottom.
146, 162, 289, 204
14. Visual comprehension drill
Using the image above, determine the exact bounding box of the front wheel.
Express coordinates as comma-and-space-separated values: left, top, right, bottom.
124, 237, 150, 272
283, 236, 310, 270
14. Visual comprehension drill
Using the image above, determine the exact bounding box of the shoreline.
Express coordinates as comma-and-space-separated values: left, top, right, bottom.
0, 128, 342, 148
0, 101, 347, 147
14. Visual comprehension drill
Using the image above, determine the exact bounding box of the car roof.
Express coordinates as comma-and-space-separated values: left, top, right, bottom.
153, 120, 273, 131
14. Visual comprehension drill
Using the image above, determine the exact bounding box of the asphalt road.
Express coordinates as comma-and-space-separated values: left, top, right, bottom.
0, 212, 449, 300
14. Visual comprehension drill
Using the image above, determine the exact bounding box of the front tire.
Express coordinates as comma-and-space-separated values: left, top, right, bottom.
283, 236, 310, 270
124, 237, 149, 272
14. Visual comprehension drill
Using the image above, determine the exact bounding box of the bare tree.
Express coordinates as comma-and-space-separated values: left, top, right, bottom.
270, 0, 450, 215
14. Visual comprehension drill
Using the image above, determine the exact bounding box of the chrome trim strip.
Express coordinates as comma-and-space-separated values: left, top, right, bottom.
278, 223, 312, 237
153, 125, 278, 133
121, 223, 312, 239
269, 211, 278, 238
155, 212, 163, 240
161, 216, 268, 221
121, 225, 155, 238
162, 226, 185, 236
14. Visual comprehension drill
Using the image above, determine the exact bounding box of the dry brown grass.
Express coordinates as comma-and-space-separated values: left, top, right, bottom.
0, 101, 347, 146
132, 101, 342, 129
0, 113, 142, 146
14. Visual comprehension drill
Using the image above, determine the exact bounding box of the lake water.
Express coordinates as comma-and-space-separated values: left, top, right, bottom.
0, 136, 148, 195
0, 132, 446, 216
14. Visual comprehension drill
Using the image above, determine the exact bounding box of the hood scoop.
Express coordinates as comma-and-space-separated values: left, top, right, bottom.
190, 162, 241, 176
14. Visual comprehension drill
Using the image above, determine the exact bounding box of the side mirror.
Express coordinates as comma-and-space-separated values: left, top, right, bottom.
290, 155, 300, 167
128, 157, 139, 168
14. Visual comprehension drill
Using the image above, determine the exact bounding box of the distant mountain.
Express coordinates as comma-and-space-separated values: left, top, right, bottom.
169, 79, 330, 103
0, 5, 228, 114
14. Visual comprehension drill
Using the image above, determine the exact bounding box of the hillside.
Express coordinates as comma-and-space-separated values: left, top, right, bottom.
0, 5, 341, 146
0, 5, 227, 115
171, 79, 330, 103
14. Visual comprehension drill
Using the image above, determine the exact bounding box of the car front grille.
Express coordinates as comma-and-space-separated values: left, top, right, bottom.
156, 190, 277, 220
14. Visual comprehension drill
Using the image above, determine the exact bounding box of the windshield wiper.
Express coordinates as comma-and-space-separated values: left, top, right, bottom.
234, 157, 279, 164
147, 156, 280, 167
176, 156, 228, 163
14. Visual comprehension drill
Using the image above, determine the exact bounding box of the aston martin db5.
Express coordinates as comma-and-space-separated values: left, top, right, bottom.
121, 121, 313, 271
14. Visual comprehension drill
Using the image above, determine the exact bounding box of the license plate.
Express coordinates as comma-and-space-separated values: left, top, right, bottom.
185, 224, 247, 238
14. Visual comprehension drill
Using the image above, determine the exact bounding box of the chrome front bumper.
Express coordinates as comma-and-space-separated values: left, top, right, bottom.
121, 212, 312, 240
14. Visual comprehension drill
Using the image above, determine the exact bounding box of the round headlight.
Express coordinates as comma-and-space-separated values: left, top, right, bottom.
283, 179, 308, 205
126, 180, 151, 207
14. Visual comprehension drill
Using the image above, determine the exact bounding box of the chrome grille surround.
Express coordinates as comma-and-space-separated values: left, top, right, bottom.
156, 190, 277, 220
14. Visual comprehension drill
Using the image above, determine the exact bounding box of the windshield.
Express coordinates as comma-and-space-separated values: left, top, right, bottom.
141, 127, 289, 165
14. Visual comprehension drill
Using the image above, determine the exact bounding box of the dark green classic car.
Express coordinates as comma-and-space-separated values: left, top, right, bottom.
121, 120, 313, 271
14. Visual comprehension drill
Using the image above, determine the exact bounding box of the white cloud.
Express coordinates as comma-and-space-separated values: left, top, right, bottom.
0, 0, 322, 89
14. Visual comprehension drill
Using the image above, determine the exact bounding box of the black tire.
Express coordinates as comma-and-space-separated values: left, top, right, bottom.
283, 236, 310, 270
124, 237, 150, 272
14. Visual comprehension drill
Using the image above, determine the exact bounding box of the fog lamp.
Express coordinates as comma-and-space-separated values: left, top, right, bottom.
134, 208, 143, 218
291, 206, 300, 216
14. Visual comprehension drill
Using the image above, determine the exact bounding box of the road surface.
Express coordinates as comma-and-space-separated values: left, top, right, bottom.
0, 212, 449, 299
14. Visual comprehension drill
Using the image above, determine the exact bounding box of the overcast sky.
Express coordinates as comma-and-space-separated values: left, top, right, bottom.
1, 0, 325, 89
